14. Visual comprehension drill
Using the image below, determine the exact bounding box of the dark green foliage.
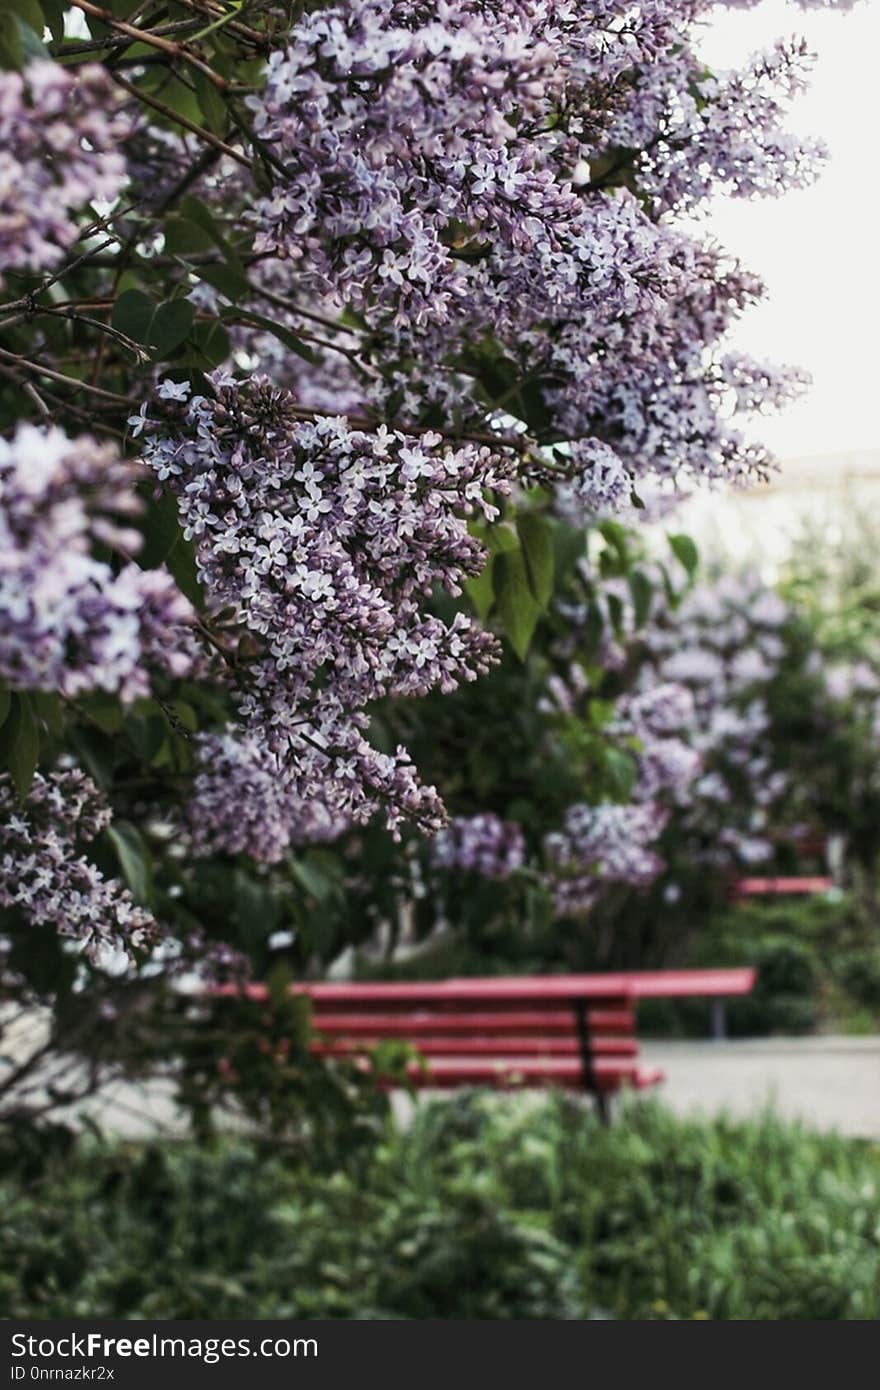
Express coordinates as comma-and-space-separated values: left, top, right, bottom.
365, 891, 880, 1039
2, 1100, 879, 1321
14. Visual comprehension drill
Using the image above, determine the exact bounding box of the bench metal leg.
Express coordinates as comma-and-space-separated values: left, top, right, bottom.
572, 998, 611, 1124
710, 998, 727, 1041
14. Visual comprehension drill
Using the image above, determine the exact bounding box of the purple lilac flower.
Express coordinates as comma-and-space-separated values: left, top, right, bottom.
0, 768, 160, 967
432, 813, 526, 881
138, 375, 512, 840
0, 61, 128, 287
0, 425, 201, 700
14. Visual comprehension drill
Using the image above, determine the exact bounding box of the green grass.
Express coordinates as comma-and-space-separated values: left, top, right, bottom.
2, 1098, 879, 1320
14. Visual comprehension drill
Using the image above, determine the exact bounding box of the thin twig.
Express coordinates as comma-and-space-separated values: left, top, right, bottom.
38, 306, 150, 361
69, 1, 230, 89
0, 347, 132, 406
110, 71, 251, 169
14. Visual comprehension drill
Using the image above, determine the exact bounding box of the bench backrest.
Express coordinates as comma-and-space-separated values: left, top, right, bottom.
211, 971, 753, 1093
733, 876, 834, 899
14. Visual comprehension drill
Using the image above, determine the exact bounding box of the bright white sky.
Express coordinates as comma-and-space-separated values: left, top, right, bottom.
697, 0, 880, 460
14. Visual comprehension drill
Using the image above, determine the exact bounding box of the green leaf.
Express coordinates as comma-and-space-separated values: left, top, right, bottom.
31, 691, 64, 737
605, 748, 638, 802
195, 263, 249, 302
69, 727, 115, 789
124, 708, 166, 765
657, 560, 680, 610
169, 700, 198, 733
164, 217, 216, 257
517, 513, 554, 610
80, 692, 123, 735
668, 533, 699, 578
179, 195, 244, 275
111, 288, 163, 343
194, 70, 228, 134
187, 319, 232, 369
0, 4, 49, 67
107, 821, 154, 906
221, 309, 317, 364
111, 290, 194, 360
8, 1, 45, 32
292, 857, 336, 903
166, 534, 205, 611
607, 591, 625, 640
493, 549, 541, 661
42, 0, 65, 45
233, 870, 279, 944
628, 568, 654, 629
0, 14, 25, 68
599, 519, 630, 556
0, 684, 10, 730
0, 694, 39, 798
139, 489, 184, 570
464, 557, 495, 621
552, 520, 587, 583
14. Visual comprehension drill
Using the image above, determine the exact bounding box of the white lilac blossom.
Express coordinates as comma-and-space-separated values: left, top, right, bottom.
138, 375, 511, 840
0, 768, 159, 966
0, 425, 201, 700
432, 813, 526, 880
0, 62, 128, 287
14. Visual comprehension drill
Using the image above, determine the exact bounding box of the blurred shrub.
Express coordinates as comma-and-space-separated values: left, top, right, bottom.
834, 947, 880, 1008
638, 895, 880, 1036
367, 893, 880, 1037
2, 1097, 879, 1320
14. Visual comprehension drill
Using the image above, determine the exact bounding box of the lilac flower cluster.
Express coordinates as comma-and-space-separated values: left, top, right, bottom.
242, 0, 819, 508
543, 803, 669, 917
0, 61, 128, 287
538, 674, 702, 915
641, 572, 794, 865
248, 2, 561, 329
615, 37, 825, 213
0, 768, 159, 967
186, 733, 348, 864
137, 374, 511, 843
725, 1, 859, 11
0, 425, 201, 701
431, 813, 526, 881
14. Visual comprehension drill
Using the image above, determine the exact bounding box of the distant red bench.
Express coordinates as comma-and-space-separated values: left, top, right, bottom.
216, 968, 756, 1118
733, 876, 834, 900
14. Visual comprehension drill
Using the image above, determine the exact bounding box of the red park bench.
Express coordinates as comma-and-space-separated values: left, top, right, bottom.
732, 876, 834, 900
217, 967, 756, 1121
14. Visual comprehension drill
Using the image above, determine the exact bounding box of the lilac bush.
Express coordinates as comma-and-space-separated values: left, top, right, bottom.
0, 1, 853, 989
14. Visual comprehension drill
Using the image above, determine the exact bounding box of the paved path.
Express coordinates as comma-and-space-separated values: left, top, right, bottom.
640, 1036, 880, 1139
8, 1031, 879, 1140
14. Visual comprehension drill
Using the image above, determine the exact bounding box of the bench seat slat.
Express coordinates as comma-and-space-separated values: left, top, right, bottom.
310, 1008, 635, 1036
312, 1036, 639, 1058
382, 1059, 664, 1091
